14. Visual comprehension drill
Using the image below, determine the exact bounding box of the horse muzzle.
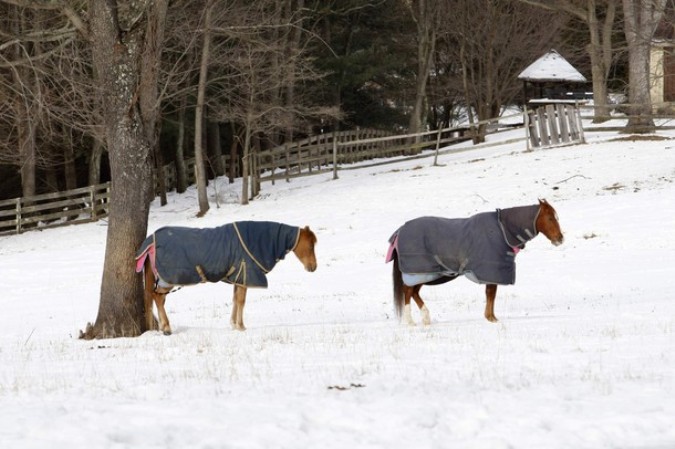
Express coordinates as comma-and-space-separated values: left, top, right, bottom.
305, 262, 317, 272
551, 235, 564, 246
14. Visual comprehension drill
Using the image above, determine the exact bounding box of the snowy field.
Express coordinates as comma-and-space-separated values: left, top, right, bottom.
1, 124, 674, 448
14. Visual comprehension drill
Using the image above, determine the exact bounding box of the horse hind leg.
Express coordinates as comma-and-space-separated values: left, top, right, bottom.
143, 259, 159, 332
484, 284, 498, 323
411, 285, 430, 325
402, 285, 417, 326
230, 285, 247, 331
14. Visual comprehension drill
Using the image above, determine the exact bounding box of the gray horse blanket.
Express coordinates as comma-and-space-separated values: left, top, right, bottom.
387, 205, 540, 286
135, 221, 300, 288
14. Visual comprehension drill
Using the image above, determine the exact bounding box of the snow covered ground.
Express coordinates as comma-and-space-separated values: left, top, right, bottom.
1, 124, 674, 449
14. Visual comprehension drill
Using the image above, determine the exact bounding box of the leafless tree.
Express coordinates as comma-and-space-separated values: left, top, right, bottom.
199, 0, 337, 205
437, 0, 564, 143
81, 0, 169, 339
520, 0, 619, 123
404, 0, 443, 139
622, 0, 667, 132
193, 1, 215, 216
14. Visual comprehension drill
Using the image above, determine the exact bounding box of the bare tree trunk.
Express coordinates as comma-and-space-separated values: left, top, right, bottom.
64, 141, 77, 191
17, 110, 37, 197
622, 0, 667, 132
81, 0, 168, 340
11, 6, 37, 198
407, 0, 436, 148
251, 133, 261, 198
194, 2, 213, 217
176, 97, 188, 193
460, 42, 481, 145
88, 139, 104, 186
588, 0, 616, 122
241, 123, 251, 206
208, 120, 224, 176
154, 122, 168, 206
228, 123, 240, 184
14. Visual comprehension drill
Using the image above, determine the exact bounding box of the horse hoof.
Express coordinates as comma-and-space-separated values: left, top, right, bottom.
163, 330, 172, 336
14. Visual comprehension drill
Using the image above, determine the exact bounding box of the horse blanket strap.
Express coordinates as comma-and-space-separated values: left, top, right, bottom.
388, 206, 540, 286
135, 221, 300, 288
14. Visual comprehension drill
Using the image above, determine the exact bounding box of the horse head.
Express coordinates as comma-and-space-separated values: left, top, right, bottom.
536, 199, 564, 246
293, 226, 318, 272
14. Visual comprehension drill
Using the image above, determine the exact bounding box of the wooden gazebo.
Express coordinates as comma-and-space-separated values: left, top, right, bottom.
518, 49, 588, 104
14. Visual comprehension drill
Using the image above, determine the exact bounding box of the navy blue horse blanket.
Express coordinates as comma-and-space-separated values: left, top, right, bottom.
135, 221, 300, 288
387, 205, 540, 286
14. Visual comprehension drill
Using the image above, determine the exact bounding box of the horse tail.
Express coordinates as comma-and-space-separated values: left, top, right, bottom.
392, 251, 405, 318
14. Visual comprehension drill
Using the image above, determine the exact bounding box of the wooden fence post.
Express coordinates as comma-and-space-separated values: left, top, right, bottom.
15, 198, 21, 234
89, 186, 97, 220
332, 137, 339, 180
433, 126, 442, 166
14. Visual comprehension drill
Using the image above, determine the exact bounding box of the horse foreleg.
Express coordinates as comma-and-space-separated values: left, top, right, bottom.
231, 285, 247, 331
484, 284, 498, 323
411, 285, 430, 325
155, 293, 172, 335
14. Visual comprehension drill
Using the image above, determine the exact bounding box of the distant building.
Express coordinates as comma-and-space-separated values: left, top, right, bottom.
650, 14, 675, 113
517, 49, 589, 105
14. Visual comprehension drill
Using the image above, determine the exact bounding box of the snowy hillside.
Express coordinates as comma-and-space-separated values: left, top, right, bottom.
1, 125, 674, 449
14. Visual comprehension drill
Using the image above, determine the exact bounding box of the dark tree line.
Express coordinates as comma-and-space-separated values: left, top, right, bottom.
0, 0, 572, 202
0, 0, 667, 338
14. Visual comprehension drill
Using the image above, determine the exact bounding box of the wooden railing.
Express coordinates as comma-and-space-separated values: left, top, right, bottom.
0, 182, 110, 235
255, 114, 520, 184
5, 104, 675, 236
160, 154, 240, 191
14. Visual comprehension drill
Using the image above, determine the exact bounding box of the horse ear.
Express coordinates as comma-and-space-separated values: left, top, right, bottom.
538, 198, 548, 205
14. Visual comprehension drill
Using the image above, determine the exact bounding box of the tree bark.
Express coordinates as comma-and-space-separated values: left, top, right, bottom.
88, 139, 104, 186
176, 98, 188, 193
622, 0, 667, 132
194, 2, 213, 217
208, 120, 224, 177
64, 141, 77, 191
407, 0, 436, 149
11, 6, 37, 198
81, 0, 168, 339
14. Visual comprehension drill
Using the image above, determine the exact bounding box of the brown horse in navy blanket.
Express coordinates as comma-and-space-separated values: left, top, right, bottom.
136, 221, 317, 334
386, 199, 563, 325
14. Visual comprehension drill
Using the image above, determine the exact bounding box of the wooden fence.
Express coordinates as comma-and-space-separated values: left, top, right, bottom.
4, 104, 675, 236
256, 123, 476, 184
160, 154, 240, 191
0, 183, 110, 235
254, 114, 525, 184
525, 102, 585, 150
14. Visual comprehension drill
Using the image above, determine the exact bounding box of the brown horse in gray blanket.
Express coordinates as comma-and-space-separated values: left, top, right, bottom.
386, 199, 563, 325
136, 221, 317, 334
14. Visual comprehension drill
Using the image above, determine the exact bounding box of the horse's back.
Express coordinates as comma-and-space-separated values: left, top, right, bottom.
393, 212, 516, 285
152, 225, 239, 285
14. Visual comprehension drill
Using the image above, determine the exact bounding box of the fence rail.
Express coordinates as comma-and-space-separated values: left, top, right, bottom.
0, 183, 110, 235
255, 114, 518, 184
4, 105, 675, 236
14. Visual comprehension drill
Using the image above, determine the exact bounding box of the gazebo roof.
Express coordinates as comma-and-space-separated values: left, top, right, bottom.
518, 49, 587, 83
